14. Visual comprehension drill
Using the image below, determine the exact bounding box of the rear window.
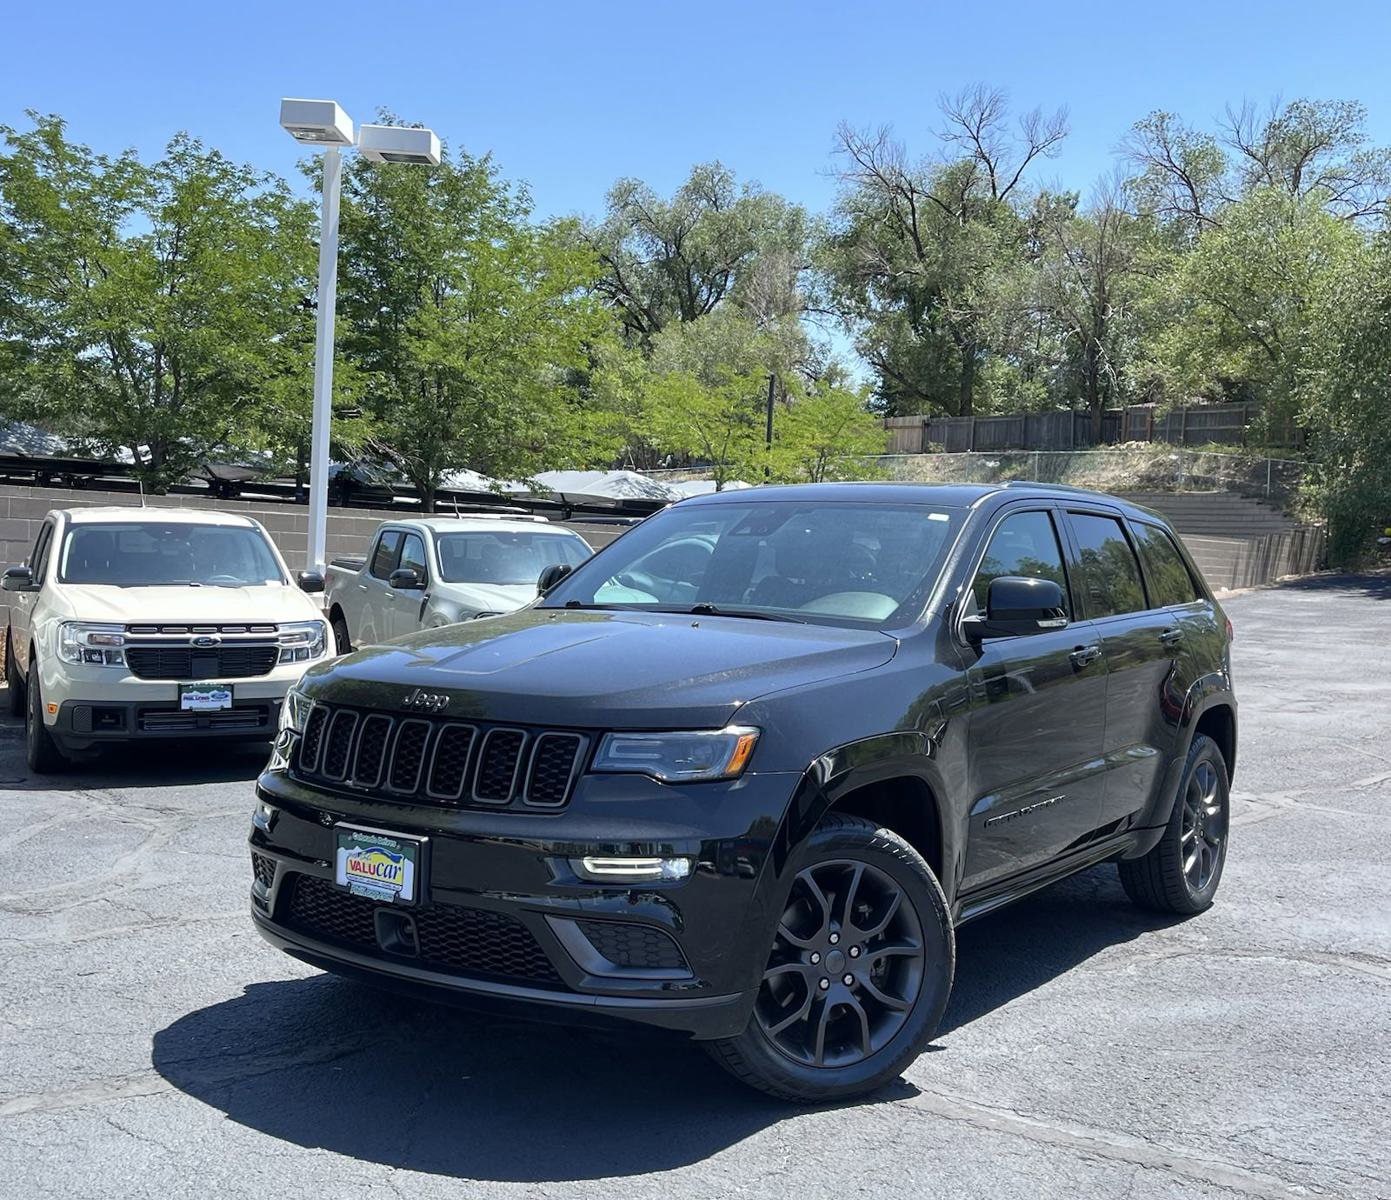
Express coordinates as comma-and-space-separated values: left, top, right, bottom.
1133, 522, 1201, 608
1067, 513, 1146, 618
59, 523, 285, 587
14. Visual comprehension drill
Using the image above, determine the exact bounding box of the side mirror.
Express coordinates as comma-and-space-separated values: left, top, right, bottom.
388, 567, 423, 591
962, 576, 1068, 643
537, 563, 573, 594
296, 569, 325, 594
2, 565, 34, 592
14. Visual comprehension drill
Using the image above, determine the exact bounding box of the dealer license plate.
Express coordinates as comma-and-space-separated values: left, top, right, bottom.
180, 684, 233, 711
334, 826, 423, 904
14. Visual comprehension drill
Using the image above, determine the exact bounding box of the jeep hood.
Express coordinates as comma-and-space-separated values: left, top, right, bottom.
302, 608, 898, 728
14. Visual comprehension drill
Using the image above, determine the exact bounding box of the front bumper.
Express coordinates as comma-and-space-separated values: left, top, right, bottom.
249, 765, 802, 1039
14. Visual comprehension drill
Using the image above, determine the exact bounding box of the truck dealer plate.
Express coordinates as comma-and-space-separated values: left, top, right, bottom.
179, 684, 233, 711
334, 825, 423, 904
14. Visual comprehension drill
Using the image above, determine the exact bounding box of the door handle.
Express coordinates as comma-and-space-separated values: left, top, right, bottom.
1069, 644, 1102, 668
1158, 628, 1184, 645
357, 583, 368, 591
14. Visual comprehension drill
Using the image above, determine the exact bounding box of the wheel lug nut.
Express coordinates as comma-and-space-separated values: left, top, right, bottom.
829, 933, 840, 945
849, 946, 861, 958
843, 974, 855, 986
818, 978, 830, 990
809, 952, 821, 964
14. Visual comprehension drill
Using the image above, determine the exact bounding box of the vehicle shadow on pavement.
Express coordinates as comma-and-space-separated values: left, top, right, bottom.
941, 866, 1180, 1035
150, 867, 1173, 1181
1273, 571, 1391, 601
0, 714, 269, 790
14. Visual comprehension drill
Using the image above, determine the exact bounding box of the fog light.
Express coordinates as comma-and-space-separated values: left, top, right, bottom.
253, 801, 277, 832
573, 856, 693, 882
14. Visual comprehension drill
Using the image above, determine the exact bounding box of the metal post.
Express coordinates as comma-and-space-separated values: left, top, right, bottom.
306, 147, 343, 575
765, 373, 775, 480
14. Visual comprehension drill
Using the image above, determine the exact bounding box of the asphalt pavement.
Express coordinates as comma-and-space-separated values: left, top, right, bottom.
1, 574, 1388, 1199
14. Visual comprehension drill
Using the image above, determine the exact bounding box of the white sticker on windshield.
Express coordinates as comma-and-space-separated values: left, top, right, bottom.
928, 512, 950, 522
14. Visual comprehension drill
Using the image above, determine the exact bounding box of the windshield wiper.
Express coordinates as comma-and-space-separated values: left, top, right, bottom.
682, 603, 804, 624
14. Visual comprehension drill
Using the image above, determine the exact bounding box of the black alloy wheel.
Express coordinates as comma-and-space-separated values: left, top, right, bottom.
708, 813, 953, 1102
1119, 733, 1230, 914
757, 859, 925, 1068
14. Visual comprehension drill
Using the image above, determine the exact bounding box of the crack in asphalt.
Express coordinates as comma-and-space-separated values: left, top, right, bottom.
897, 1089, 1320, 1200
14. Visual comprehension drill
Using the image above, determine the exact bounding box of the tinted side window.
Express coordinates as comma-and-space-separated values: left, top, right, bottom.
1134, 522, 1200, 608
972, 510, 1069, 616
369, 530, 404, 580
1068, 513, 1146, 618
398, 533, 428, 584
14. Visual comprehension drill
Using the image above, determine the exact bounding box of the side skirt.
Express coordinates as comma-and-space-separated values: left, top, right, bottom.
953, 830, 1140, 926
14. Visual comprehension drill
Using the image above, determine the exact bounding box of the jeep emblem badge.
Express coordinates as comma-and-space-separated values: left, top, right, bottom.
402, 688, 449, 713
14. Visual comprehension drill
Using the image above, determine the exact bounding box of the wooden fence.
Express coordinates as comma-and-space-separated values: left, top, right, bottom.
885, 402, 1300, 454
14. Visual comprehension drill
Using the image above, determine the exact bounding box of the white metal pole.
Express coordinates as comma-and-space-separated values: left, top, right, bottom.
306, 146, 343, 576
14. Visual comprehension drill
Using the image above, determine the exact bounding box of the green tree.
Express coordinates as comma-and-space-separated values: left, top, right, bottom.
825, 87, 1067, 418
0, 113, 314, 490
1298, 232, 1391, 564
333, 128, 604, 508
769, 381, 888, 483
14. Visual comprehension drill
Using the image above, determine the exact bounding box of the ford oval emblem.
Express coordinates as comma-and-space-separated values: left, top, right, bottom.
192, 635, 221, 647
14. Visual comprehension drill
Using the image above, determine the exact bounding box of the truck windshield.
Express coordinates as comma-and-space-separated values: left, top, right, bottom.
58, 523, 287, 587
435, 531, 590, 585
540, 501, 963, 627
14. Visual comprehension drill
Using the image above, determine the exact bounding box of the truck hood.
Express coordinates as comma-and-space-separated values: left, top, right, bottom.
54, 583, 324, 625
432, 581, 538, 615
302, 608, 898, 728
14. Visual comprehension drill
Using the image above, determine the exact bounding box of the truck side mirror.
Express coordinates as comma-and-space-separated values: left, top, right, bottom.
2, 565, 34, 592
537, 563, 573, 594
296, 570, 325, 594
962, 576, 1068, 642
388, 567, 423, 591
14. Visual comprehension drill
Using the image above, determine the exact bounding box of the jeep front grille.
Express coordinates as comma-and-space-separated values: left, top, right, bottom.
293, 703, 588, 810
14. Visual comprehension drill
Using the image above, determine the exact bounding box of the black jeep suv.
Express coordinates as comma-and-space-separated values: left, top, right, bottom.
249, 483, 1235, 1100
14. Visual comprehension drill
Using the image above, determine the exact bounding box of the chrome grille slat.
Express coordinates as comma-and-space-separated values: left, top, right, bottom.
473, 728, 527, 805
388, 720, 432, 794
321, 710, 359, 780
426, 723, 477, 801
294, 705, 582, 810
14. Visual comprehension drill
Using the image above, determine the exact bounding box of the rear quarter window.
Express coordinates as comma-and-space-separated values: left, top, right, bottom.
1133, 522, 1202, 608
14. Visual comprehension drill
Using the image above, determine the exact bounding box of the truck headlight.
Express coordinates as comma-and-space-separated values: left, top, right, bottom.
279, 686, 313, 734
278, 621, 329, 664
592, 727, 759, 783
57, 622, 127, 667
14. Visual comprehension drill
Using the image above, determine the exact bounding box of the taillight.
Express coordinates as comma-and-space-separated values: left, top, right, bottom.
1225, 615, 1234, 642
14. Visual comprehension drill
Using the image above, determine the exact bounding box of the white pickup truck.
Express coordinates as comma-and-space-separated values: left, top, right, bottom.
3, 506, 333, 772
323, 516, 593, 651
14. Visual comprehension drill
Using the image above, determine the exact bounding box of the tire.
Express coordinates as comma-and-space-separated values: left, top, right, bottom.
707, 812, 954, 1103
5, 629, 23, 717
330, 612, 352, 656
1118, 733, 1229, 915
24, 656, 68, 774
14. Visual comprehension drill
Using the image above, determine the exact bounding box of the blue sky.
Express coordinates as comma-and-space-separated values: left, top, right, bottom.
6, 0, 1391, 223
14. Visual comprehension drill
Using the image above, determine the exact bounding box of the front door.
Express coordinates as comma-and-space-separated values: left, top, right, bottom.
959, 506, 1109, 893
384, 531, 430, 638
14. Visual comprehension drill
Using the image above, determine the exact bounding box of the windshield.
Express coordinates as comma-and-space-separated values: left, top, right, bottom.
59, 523, 287, 587
541, 500, 963, 627
435, 530, 591, 586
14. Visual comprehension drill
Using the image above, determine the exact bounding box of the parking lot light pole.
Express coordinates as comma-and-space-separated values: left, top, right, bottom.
279, 99, 441, 574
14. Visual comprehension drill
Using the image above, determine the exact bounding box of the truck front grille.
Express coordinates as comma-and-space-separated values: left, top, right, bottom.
293, 703, 588, 810
126, 645, 279, 680
281, 873, 562, 985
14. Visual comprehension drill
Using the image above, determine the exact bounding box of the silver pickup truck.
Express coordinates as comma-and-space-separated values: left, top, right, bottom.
324, 517, 593, 652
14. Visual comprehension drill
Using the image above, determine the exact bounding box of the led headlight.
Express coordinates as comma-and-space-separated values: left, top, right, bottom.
57, 622, 127, 667
592, 726, 759, 783
278, 621, 329, 664
278, 685, 313, 735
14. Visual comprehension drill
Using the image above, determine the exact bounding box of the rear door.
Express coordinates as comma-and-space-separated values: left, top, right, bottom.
958, 504, 1109, 893
1061, 508, 1182, 831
